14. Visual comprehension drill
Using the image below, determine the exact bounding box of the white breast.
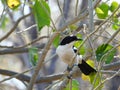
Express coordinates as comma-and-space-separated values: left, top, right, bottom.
56, 44, 76, 65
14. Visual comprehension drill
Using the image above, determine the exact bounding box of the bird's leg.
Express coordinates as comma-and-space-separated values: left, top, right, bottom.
67, 65, 74, 72
67, 74, 72, 79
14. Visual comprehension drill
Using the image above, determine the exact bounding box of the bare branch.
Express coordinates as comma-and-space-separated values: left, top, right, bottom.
0, 44, 45, 55
0, 68, 64, 84
0, 13, 31, 42
93, 69, 120, 90
0, 63, 120, 84
0, 68, 32, 83
106, 28, 120, 44
16, 24, 37, 34
15, 36, 49, 49
103, 60, 120, 70
0, 36, 49, 55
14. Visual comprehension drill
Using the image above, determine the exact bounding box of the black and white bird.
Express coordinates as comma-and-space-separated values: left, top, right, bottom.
56, 35, 96, 75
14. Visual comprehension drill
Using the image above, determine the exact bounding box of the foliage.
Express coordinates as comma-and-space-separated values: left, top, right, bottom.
95, 2, 109, 19
110, 1, 119, 12
53, 34, 60, 48
33, 0, 51, 30
95, 1, 119, 30
96, 44, 116, 64
64, 79, 79, 90
74, 34, 85, 55
0, 0, 120, 90
74, 40, 86, 55
29, 47, 39, 66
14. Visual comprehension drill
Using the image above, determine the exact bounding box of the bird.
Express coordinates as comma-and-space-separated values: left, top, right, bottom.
56, 35, 96, 75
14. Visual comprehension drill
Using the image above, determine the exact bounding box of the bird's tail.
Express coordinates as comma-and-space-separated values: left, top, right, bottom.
78, 60, 97, 75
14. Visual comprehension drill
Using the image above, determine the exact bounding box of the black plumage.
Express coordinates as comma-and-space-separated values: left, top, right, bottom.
60, 36, 81, 45
72, 45, 96, 75
78, 60, 97, 75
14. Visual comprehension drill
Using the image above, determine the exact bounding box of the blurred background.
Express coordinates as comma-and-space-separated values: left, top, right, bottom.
0, 0, 120, 90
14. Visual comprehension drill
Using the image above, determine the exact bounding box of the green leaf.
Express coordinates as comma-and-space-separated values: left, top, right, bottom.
95, 44, 116, 64
33, 0, 50, 30
110, 1, 119, 12
96, 2, 109, 19
29, 47, 39, 66
64, 79, 79, 90
1, 16, 9, 29
105, 48, 116, 64
95, 7, 104, 14
89, 73, 103, 90
69, 25, 77, 31
76, 33, 82, 39
96, 44, 108, 61
53, 35, 60, 48
112, 20, 120, 30
74, 39, 85, 55
112, 23, 119, 30
112, 17, 120, 30
112, 17, 119, 23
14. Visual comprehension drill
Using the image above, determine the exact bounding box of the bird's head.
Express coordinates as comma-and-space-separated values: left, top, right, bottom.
60, 35, 82, 45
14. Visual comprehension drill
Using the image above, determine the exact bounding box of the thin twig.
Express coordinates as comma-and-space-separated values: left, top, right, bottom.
0, 13, 31, 42
0, 0, 7, 21
22, 0, 27, 14
106, 28, 120, 44
0, 36, 48, 55
39, 0, 57, 30
98, 42, 120, 72
0, 45, 14, 48
103, 60, 120, 70
75, 0, 79, 16
14, 36, 48, 49
101, 70, 120, 75
0, 67, 34, 83
93, 34, 119, 44
93, 69, 120, 90
56, 0, 63, 16
0, 68, 64, 84
16, 24, 37, 34
0, 44, 45, 55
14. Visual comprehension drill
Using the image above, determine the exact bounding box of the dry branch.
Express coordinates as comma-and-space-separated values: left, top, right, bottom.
0, 69, 64, 84
0, 60, 120, 84
0, 44, 45, 55
0, 13, 31, 42
103, 60, 120, 70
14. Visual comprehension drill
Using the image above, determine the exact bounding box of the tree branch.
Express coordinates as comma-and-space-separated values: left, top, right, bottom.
93, 69, 120, 90
0, 60, 120, 84
0, 13, 31, 42
0, 35, 48, 55
103, 60, 120, 70
0, 68, 64, 84
0, 44, 45, 55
